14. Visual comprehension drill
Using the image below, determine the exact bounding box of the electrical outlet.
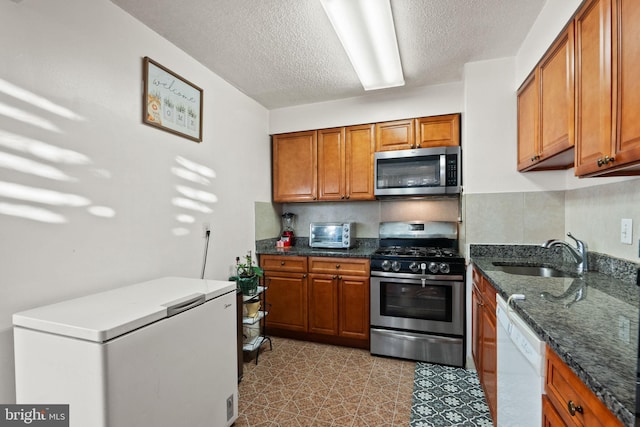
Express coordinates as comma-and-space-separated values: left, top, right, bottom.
621, 218, 632, 244
202, 222, 210, 238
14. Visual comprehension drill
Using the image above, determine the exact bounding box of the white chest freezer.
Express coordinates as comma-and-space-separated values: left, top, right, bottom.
13, 276, 238, 427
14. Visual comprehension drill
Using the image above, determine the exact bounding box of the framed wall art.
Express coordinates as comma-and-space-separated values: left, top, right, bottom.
142, 56, 203, 142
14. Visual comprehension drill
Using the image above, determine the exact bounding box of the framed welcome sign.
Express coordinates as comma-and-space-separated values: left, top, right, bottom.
142, 57, 203, 142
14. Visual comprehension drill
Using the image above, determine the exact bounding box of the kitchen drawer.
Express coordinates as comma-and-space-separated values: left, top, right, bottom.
260, 255, 307, 273
545, 347, 623, 427
308, 257, 369, 276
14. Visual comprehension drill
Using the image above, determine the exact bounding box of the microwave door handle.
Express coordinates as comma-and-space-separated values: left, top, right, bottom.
440, 155, 446, 187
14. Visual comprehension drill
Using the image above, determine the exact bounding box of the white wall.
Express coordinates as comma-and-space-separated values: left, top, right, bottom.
269, 82, 463, 134
0, 0, 270, 403
515, 0, 584, 89
462, 57, 567, 194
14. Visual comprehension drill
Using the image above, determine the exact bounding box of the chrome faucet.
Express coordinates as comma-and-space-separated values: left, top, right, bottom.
542, 232, 589, 274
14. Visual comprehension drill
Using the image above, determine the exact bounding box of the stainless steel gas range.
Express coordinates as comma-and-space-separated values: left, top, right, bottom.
370, 221, 465, 367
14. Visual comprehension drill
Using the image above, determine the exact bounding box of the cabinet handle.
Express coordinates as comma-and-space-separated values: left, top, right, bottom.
567, 400, 583, 416
280, 261, 285, 266
597, 156, 615, 167
302, 274, 307, 278
332, 275, 338, 280
345, 195, 350, 199
335, 264, 340, 269
338, 275, 342, 280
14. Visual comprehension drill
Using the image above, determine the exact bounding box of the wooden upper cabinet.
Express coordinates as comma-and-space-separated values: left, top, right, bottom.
345, 124, 375, 201
518, 22, 575, 172
517, 71, 540, 171
610, 0, 640, 175
539, 23, 575, 164
415, 114, 460, 148
272, 131, 317, 202
375, 119, 415, 151
317, 127, 346, 201
575, 0, 614, 176
575, 0, 640, 176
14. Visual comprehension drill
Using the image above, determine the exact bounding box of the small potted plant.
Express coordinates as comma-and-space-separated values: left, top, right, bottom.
231, 251, 263, 296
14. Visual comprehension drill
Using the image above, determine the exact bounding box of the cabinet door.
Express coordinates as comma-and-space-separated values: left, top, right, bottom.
375, 119, 415, 151
415, 114, 460, 148
264, 271, 308, 332
338, 276, 369, 340
272, 131, 317, 202
318, 127, 346, 201
574, 0, 614, 176
345, 124, 375, 201
481, 306, 497, 424
612, 0, 640, 170
539, 23, 575, 163
545, 347, 624, 427
542, 395, 567, 427
308, 275, 339, 336
517, 70, 540, 171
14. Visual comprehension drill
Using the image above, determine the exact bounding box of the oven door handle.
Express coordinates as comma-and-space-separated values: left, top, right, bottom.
373, 328, 462, 344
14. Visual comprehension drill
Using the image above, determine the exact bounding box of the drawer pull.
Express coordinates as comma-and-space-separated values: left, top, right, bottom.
567, 400, 583, 416
335, 264, 340, 269
280, 261, 285, 266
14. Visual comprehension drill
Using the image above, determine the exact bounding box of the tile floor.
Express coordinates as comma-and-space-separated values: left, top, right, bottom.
236, 337, 415, 426
235, 337, 492, 427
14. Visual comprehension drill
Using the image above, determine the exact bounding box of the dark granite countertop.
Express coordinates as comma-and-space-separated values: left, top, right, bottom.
256, 238, 378, 258
470, 245, 640, 427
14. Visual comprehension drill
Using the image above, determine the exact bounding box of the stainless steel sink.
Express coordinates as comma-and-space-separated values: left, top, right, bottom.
491, 262, 575, 278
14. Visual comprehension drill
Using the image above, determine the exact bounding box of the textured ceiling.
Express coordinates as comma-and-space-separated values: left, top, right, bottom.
110, 0, 546, 109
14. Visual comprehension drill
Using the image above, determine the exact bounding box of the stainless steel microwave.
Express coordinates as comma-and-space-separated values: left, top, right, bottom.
374, 146, 461, 197
309, 222, 355, 249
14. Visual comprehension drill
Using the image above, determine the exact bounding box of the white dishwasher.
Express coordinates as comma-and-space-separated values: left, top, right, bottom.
496, 294, 546, 427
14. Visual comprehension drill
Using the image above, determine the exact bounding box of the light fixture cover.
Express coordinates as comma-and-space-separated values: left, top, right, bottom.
321, 0, 405, 90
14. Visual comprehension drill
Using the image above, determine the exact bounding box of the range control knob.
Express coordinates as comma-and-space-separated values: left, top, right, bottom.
391, 261, 401, 272
439, 263, 450, 274
381, 260, 391, 271
428, 262, 439, 273
409, 262, 420, 273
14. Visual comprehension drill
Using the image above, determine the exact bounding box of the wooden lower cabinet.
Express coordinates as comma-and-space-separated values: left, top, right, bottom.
338, 276, 369, 340
308, 275, 339, 335
261, 254, 369, 347
471, 265, 498, 425
542, 395, 566, 427
262, 267, 308, 333
544, 347, 623, 426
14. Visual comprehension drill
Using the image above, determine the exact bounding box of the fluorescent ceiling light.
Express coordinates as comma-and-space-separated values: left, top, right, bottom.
321, 0, 404, 91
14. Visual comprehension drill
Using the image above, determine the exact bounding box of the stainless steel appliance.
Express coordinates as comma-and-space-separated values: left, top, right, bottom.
374, 146, 461, 197
309, 222, 355, 249
370, 221, 465, 367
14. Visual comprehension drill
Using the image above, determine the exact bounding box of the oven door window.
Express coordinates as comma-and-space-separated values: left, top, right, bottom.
376, 155, 442, 189
380, 281, 452, 322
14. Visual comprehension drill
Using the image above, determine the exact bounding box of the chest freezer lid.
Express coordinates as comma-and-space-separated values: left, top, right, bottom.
12, 276, 235, 343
